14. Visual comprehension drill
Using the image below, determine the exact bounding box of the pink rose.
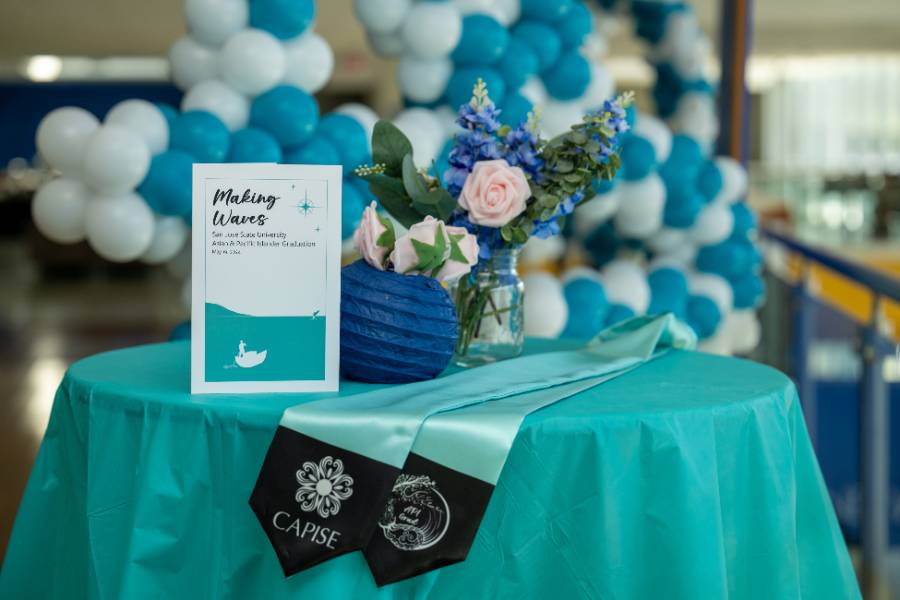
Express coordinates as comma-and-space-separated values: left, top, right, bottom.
353, 201, 391, 270
390, 216, 450, 275
458, 159, 530, 227
436, 226, 479, 283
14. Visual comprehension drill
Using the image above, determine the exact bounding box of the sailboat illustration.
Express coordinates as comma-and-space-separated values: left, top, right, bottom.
235, 339, 267, 368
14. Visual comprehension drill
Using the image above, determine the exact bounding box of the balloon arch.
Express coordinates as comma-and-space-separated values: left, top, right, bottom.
30, 0, 762, 354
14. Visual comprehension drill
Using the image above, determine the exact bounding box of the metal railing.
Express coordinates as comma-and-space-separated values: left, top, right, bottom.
761, 225, 897, 598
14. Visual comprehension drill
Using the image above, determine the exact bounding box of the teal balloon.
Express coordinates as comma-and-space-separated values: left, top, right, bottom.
433, 138, 454, 182
170, 110, 230, 163
512, 21, 562, 70
446, 67, 506, 110
497, 38, 539, 90
138, 150, 195, 217
604, 303, 635, 327
521, 0, 574, 22
648, 267, 688, 318
659, 134, 704, 185
284, 134, 340, 165
664, 190, 703, 228
249, 0, 315, 40
696, 240, 751, 279
349, 176, 372, 206
543, 50, 590, 100
686, 295, 721, 339
625, 104, 637, 128
250, 85, 319, 147
562, 277, 609, 339
696, 160, 723, 203
731, 202, 757, 236
317, 114, 369, 175
620, 135, 656, 180
342, 179, 366, 240
731, 273, 765, 309
500, 92, 533, 127
155, 103, 178, 128
227, 127, 283, 163
452, 14, 509, 66
556, 1, 593, 48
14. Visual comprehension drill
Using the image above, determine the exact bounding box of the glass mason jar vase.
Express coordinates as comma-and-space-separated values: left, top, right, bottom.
452, 248, 525, 367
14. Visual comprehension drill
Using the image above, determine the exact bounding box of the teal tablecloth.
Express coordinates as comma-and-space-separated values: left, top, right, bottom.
1, 341, 860, 599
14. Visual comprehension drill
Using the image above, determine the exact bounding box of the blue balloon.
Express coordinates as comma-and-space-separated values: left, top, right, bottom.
156, 103, 178, 128
731, 202, 757, 236
543, 50, 591, 101
433, 138, 454, 183
349, 176, 372, 207
686, 295, 721, 339
249, 0, 315, 40
250, 85, 319, 147
620, 135, 656, 180
625, 104, 637, 128
500, 92, 533, 127
648, 267, 688, 318
496, 38, 539, 90
512, 21, 562, 71
169, 320, 191, 341
604, 303, 636, 327
138, 150, 195, 217
446, 67, 507, 110
731, 273, 765, 309
342, 179, 366, 240
170, 110, 230, 163
556, 1, 593, 49
664, 190, 703, 228
696, 160, 723, 203
696, 240, 751, 279
660, 134, 704, 181
583, 221, 620, 266
284, 134, 340, 165
317, 114, 370, 175
227, 127, 283, 163
452, 14, 509, 66
521, 0, 574, 22
562, 277, 609, 339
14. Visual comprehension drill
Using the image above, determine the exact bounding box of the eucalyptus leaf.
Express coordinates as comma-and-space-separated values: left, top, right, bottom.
372, 121, 413, 177
366, 174, 421, 228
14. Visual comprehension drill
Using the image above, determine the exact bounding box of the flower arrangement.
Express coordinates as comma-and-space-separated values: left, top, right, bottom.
353, 80, 632, 365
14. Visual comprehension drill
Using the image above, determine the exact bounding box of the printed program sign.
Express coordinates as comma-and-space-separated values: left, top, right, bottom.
191, 163, 342, 394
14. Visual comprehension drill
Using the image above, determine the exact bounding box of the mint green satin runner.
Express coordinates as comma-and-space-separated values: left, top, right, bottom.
280, 314, 696, 470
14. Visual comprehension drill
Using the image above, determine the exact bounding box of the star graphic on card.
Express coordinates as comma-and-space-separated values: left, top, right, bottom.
295, 189, 318, 216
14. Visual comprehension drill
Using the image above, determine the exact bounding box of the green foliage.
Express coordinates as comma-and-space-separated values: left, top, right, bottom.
371, 121, 412, 177
408, 223, 449, 276
375, 213, 396, 250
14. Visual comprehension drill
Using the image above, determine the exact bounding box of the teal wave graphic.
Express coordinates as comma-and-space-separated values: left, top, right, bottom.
205, 303, 326, 382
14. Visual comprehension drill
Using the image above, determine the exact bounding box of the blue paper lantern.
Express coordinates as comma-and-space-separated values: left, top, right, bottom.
452, 14, 509, 66
284, 134, 340, 166
446, 67, 507, 110
250, 85, 319, 147
543, 50, 591, 101
341, 260, 459, 383
696, 240, 751, 279
556, 1, 593, 49
521, 0, 574, 22
170, 110, 230, 163
249, 0, 315, 40
511, 21, 562, 71
696, 160, 723, 203
731, 273, 765, 309
342, 179, 366, 240
138, 149, 195, 217
648, 267, 688, 318
316, 114, 370, 175
620, 135, 656, 181
604, 303, 636, 327
686, 294, 721, 339
500, 92, 534, 127
227, 127, 283, 163
497, 38, 540, 90
562, 276, 609, 339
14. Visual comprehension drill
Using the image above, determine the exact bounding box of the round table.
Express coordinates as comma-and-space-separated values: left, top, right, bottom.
2, 341, 860, 599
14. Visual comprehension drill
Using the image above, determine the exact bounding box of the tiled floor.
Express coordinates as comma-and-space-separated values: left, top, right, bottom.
0, 239, 186, 561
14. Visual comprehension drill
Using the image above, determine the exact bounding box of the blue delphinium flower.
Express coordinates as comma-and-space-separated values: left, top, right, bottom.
532, 189, 584, 239
502, 124, 544, 183
443, 80, 504, 198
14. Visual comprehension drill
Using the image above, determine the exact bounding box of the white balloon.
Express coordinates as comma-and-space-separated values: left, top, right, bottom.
615, 173, 665, 240
521, 236, 566, 264
433, 105, 461, 139
492, 0, 521, 26
646, 227, 687, 254
714, 156, 748, 203
169, 36, 219, 91
354, 0, 411, 34
398, 56, 453, 104
368, 30, 406, 58
671, 92, 718, 148
283, 32, 334, 94
648, 255, 688, 273
520, 76, 548, 106
182, 79, 250, 131
82, 125, 151, 195
32, 178, 89, 243
697, 328, 732, 356
220, 29, 286, 95
601, 259, 650, 314
668, 241, 698, 266
580, 64, 615, 111
141, 215, 189, 264
335, 103, 379, 149
690, 201, 734, 245
452, 0, 495, 14
523, 273, 568, 338
632, 113, 672, 164
185, 0, 248, 47
540, 100, 583, 138
688, 272, 733, 316
654, 11, 699, 62
393, 108, 445, 167
572, 188, 621, 237
105, 99, 169, 154
402, 3, 462, 60
36, 107, 99, 176
724, 309, 760, 354
85, 194, 155, 262
561, 266, 602, 285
